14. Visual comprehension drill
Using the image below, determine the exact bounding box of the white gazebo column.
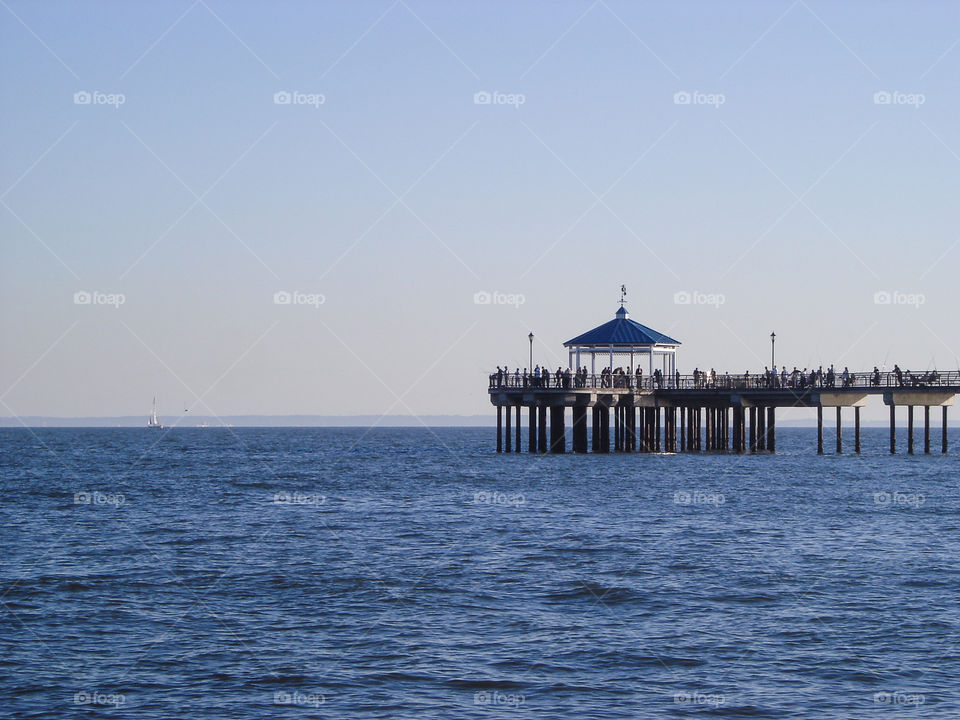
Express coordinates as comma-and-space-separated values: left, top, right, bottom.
609, 345, 613, 371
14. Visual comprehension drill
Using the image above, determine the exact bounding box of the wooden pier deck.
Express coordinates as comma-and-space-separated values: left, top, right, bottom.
489, 371, 959, 455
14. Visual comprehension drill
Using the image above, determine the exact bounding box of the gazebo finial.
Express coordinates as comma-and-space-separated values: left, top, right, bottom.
620, 284, 627, 307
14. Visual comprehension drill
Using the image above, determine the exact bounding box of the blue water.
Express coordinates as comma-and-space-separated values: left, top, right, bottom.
1, 426, 958, 718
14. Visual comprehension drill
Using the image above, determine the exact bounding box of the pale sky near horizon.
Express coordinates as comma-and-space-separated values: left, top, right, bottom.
1, 0, 958, 422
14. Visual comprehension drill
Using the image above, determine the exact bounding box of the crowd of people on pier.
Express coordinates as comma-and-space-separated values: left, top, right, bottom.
491, 364, 946, 391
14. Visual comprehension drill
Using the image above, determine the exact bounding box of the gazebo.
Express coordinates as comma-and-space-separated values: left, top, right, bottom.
564, 305, 680, 378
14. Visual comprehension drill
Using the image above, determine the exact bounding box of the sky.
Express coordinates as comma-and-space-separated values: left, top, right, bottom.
1, 0, 958, 423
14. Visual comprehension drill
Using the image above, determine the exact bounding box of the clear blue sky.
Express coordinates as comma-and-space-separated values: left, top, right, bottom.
1, 1, 958, 421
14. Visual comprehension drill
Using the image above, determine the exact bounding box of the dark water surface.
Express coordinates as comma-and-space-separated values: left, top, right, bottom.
1, 426, 958, 718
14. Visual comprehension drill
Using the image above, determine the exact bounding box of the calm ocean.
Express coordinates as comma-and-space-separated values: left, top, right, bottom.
1, 427, 958, 718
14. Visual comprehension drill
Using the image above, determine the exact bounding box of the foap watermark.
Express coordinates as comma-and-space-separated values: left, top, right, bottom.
473, 690, 525, 708
674, 90, 725, 108
74, 491, 125, 507
473, 90, 525, 108
674, 490, 725, 507
74, 691, 126, 707
273, 690, 325, 708
74, 290, 125, 308
273, 290, 325, 307
274, 90, 325, 108
473, 490, 525, 508
674, 290, 725, 308
873, 90, 925, 108
273, 491, 326, 507
674, 691, 725, 707
874, 691, 925, 706
873, 491, 925, 508
473, 290, 525, 308
873, 290, 925, 308
74, 90, 125, 108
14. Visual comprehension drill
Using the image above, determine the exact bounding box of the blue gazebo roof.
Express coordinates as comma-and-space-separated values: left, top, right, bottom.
564, 307, 680, 347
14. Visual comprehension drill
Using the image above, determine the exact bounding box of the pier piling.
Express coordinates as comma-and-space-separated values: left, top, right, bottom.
924, 406, 930, 454
817, 406, 824, 455
890, 405, 896, 454
549, 406, 565, 453
836, 407, 842, 454
854, 406, 861, 454
538, 405, 547, 453
908, 406, 914, 455
944, 407, 949, 454
529, 405, 536, 454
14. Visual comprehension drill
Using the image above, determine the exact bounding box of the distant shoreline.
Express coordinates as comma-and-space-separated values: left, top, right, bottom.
0, 416, 930, 429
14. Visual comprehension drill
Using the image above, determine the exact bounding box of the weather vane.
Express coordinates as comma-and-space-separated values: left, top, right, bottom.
620, 284, 627, 306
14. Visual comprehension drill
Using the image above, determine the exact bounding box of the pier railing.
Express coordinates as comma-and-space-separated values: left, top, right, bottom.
489, 370, 960, 392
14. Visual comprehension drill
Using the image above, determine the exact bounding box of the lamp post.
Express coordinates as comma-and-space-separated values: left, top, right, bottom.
528, 332, 534, 371
770, 332, 776, 369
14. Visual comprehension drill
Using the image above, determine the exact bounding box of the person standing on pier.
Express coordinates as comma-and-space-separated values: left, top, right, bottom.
894, 364, 903, 387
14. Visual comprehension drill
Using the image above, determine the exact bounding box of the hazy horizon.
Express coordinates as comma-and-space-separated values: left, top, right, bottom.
3, 1, 959, 424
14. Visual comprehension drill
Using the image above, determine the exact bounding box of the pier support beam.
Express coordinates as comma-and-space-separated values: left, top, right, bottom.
628, 407, 637, 452
706, 408, 714, 451
854, 406, 861, 454
680, 407, 686, 452
538, 404, 547, 454
767, 407, 776, 453
600, 406, 610, 453
655, 407, 661, 452
614, 405, 622, 452
724, 407, 731, 451
505, 403, 512, 453
836, 407, 842, 454
572, 405, 588, 453
817, 405, 823, 455
890, 405, 896, 454
944, 406, 949, 454
592, 406, 600, 452
529, 405, 536, 454
749, 407, 757, 453
549, 406, 565, 454
497, 406, 502, 453
515, 405, 521, 453
924, 406, 930, 454
757, 405, 766, 452
696, 408, 703, 452
908, 406, 914, 455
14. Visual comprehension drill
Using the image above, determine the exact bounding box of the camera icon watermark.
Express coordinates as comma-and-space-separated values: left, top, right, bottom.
273, 290, 325, 307
674, 490, 724, 507
74, 491, 125, 507
673, 290, 725, 308
74, 691, 126, 707
74, 90, 126, 108
874, 491, 924, 508
873, 90, 925, 108
473, 290, 525, 308
473, 690, 525, 708
873, 290, 925, 308
473, 490, 525, 508
674, 90, 725, 108
874, 691, 925, 706
272, 491, 326, 507
273, 90, 325, 108
273, 690, 325, 707
674, 691, 725, 707
473, 90, 525, 108
74, 290, 125, 308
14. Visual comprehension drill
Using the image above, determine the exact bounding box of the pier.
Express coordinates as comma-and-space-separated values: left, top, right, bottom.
490, 306, 958, 455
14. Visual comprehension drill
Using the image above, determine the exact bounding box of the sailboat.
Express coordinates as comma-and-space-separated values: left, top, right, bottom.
148, 396, 163, 429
